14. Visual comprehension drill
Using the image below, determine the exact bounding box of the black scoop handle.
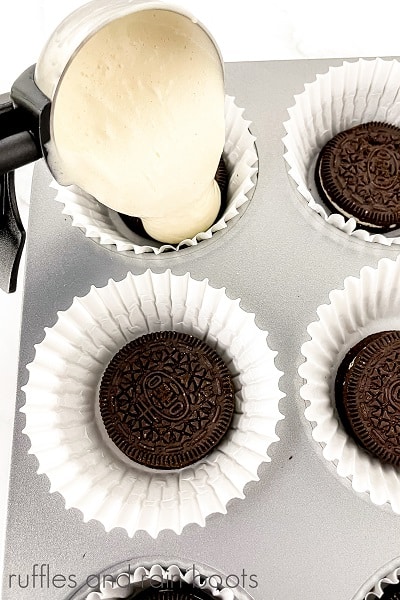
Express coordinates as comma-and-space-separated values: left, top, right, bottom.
0, 93, 40, 173
0, 65, 51, 293
0, 171, 26, 293
0, 63, 51, 173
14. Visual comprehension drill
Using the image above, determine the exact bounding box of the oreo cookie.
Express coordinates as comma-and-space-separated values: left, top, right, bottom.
315, 122, 400, 231
214, 155, 229, 204
335, 330, 400, 466
380, 581, 400, 600
119, 156, 229, 241
99, 331, 235, 469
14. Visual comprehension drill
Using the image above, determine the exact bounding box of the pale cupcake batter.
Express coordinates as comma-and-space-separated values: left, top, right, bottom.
49, 9, 225, 243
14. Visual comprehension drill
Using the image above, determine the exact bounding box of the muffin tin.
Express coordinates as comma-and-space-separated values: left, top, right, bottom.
4, 57, 400, 600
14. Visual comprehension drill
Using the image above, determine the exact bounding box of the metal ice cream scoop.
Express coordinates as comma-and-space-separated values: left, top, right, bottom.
0, 0, 222, 293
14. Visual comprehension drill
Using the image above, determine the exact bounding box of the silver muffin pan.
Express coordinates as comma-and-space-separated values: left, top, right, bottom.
4, 58, 400, 600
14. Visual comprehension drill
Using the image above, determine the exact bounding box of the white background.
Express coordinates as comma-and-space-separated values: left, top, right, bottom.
1, 0, 400, 588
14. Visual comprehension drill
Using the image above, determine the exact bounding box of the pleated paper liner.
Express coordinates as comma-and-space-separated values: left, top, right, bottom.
52, 96, 258, 254
283, 58, 400, 245
71, 560, 255, 600
300, 256, 400, 513
21, 270, 284, 537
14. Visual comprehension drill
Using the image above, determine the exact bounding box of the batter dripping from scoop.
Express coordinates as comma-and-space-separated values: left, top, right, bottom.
47, 9, 225, 244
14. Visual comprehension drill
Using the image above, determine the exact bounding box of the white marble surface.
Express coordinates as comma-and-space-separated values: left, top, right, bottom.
1, 0, 400, 586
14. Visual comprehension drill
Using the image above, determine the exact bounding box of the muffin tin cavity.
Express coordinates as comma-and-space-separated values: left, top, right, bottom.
283, 58, 400, 245
52, 96, 258, 255
21, 270, 283, 538
300, 256, 400, 513
351, 557, 400, 600
70, 559, 256, 600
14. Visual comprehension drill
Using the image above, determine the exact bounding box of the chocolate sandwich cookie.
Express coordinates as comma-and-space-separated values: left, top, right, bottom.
99, 331, 235, 469
131, 582, 212, 600
315, 122, 400, 231
381, 581, 400, 600
118, 213, 149, 239
119, 156, 229, 242
215, 155, 229, 202
335, 330, 400, 466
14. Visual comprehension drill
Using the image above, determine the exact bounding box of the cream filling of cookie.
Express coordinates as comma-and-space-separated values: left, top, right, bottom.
49, 9, 225, 243
317, 160, 398, 230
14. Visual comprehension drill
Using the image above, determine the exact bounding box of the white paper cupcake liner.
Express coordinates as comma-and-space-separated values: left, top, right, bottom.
21, 270, 283, 537
52, 95, 257, 254
83, 562, 241, 600
283, 58, 400, 245
300, 255, 400, 513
